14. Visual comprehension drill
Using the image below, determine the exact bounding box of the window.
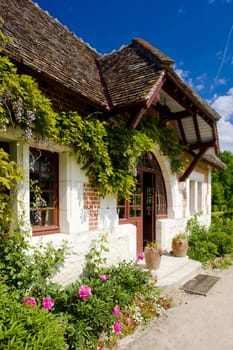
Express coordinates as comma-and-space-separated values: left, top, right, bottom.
117, 173, 142, 220
156, 175, 167, 216
30, 148, 59, 235
189, 180, 204, 215
117, 153, 167, 221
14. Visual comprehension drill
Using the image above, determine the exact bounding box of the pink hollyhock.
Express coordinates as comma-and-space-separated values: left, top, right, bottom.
137, 253, 144, 260
99, 274, 108, 281
113, 321, 122, 334
113, 306, 121, 316
22, 297, 37, 307
42, 297, 54, 310
78, 284, 92, 299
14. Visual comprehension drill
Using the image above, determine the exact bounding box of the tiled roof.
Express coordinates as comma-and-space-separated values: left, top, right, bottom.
202, 149, 226, 170
0, 0, 222, 152
0, 0, 106, 106
97, 41, 166, 108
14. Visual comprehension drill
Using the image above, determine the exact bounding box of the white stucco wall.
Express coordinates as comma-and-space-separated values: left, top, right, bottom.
7, 137, 137, 285
153, 148, 212, 252
32, 224, 137, 286
0, 131, 212, 285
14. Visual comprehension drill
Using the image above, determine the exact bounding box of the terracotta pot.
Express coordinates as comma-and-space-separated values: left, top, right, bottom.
172, 238, 188, 257
144, 247, 162, 270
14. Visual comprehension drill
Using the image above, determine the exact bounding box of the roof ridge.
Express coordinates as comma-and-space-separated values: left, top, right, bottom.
132, 38, 174, 67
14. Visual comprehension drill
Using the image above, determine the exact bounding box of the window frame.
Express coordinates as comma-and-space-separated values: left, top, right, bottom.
30, 148, 59, 236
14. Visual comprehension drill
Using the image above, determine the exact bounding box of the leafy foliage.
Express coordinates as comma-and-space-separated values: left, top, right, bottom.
44, 235, 171, 349
187, 213, 233, 266
56, 112, 153, 198
138, 114, 185, 172
0, 224, 67, 296
0, 282, 67, 350
0, 36, 183, 198
0, 55, 57, 140
212, 151, 233, 211
0, 226, 171, 350
0, 148, 23, 231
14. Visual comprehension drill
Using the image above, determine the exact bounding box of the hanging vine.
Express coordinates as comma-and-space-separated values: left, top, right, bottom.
0, 27, 185, 199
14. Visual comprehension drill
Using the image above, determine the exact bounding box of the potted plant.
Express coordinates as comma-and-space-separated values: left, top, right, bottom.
172, 232, 188, 257
144, 241, 162, 270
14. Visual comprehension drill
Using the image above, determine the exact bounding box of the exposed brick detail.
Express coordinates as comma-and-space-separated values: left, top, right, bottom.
83, 183, 100, 230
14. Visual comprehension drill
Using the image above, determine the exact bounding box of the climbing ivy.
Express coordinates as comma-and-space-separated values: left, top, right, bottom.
0, 148, 23, 231
138, 115, 185, 172
0, 55, 57, 140
0, 26, 184, 199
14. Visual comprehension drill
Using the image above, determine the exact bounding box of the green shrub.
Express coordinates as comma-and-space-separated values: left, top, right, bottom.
187, 213, 233, 265
0, 225, 67, 296
208, 231, 233, 256
51, 261, 153, 349
46, 236, 169, 350
0, 282, 67, 349
188, 237, 218, 262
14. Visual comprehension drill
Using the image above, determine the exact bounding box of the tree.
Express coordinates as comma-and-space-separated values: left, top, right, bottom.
212, 151, 233, 211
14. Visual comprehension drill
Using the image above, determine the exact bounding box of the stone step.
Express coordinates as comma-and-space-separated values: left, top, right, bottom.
155, 257, 202, 288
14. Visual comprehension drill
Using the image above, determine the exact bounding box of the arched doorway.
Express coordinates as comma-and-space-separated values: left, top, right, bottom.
117, 152, 167, 253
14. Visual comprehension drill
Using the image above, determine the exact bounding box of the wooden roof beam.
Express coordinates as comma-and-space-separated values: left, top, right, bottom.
128, 107, 147, 129
180, 145, 210, 182
188, 140, 215, 150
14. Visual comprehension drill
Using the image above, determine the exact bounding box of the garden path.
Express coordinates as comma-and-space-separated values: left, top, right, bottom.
116, 265, 233, 350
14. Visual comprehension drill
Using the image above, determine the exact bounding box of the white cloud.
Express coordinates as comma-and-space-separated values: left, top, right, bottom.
215, 78, 227, 85
211, 87, 233, 120
174, 66, 190, 80
217, 119, 233, 152
211, 88, 233, 152
196, 84, 204, 91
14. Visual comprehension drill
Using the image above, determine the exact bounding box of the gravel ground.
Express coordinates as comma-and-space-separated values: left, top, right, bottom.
114, 265, 233, 350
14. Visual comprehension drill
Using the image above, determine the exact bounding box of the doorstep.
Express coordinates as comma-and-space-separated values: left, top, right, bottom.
154, 254, 202, 288
137, 254, 202, 289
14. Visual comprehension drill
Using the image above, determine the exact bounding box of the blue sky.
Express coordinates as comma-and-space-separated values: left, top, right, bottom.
34, 0, 233, 152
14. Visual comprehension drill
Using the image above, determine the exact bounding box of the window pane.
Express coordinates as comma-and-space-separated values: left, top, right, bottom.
118, 207, 125, 219
42, 192, 54, 207
41, 173, 54, 190
41, 156, 53, 173
30, 148, 58, 232
41, 210, 54, 226
30, 210, 41, 225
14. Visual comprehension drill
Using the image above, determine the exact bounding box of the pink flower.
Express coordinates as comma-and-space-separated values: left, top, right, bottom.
78, 284, 92, 299
42, 297, 54, 310
137, 253, 144, 260
99, 274, 108, 281
113, 306, 121, 316
113, 321, 122, 334
22, 297, 37, 307
96, 344, 104, 350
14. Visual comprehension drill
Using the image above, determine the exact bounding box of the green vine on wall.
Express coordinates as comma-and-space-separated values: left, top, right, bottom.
138, 115, 185, 173
0, 27, 185, 199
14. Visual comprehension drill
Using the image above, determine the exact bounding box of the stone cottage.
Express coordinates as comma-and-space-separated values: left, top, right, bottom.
0, 0, 225, 284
